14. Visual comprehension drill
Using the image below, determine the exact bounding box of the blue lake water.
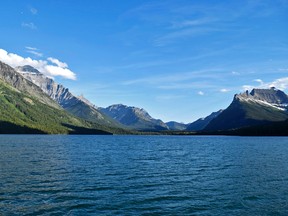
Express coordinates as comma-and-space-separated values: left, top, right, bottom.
1, 135, 288, 215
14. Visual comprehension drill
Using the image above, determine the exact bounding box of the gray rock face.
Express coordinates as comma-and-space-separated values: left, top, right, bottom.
235, 87, 288, 106
0, 62, 60, 109
17, 66, 76, 107
16, 65, 114, 125
100, 104, 169, 131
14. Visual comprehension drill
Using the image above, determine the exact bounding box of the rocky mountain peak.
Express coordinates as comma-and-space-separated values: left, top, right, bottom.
15, 65, 41, 74
234, 88, 288, 105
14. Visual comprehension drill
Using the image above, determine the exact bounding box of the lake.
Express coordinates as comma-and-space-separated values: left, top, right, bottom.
0, 135, 288, 215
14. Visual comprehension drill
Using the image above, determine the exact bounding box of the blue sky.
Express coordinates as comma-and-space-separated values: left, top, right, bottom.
0, 0, 287, 123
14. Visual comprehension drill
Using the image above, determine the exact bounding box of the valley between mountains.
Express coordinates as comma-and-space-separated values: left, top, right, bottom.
1, 61, 288, 135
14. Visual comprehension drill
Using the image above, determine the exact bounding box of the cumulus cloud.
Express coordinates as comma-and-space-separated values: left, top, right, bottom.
242, 77, 288, 91
22, 22, 37, 30
0, 48, 76, 80
198, 91, 204, 95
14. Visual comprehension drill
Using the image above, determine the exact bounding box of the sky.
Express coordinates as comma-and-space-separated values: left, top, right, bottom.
0, 0, 287, 123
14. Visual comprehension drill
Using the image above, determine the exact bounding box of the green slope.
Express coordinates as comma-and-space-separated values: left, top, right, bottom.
0, 80, 111, 134
205, 97, 288, 131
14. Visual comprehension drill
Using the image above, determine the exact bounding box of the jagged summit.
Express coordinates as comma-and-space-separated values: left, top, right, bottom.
234, 88, 288, 111
235, 88, 288, 105
16, 65, 41, 74
204, 88, 288, 131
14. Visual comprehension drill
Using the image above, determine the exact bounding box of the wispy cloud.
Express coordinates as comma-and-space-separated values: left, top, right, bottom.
25, 47, 43, 57
170, 17, 217, 29
220, 88, 230, 93
0, 48, 76, 80
154, 27, 222, 46
155, 94, 186, 101
25, 46, 38, 51
122, 69, 223, 85
30, 7, 38, 15
22, 22, 37, 30
26, 50, 43, 57
231, 71, 240, 75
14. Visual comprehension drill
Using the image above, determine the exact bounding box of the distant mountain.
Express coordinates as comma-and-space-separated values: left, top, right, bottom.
186, 110, 223, 131
166, 121, 187, 130
16, 65, 117, 126
100, 104, 169, 131
204, 88, 288, 131
0, 61, 111, 134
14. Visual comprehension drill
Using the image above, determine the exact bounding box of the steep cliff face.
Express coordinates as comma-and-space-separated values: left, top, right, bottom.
16, 65, 116, 125
0, 62, 60, 109
204, 88, 288, 131
100, 104, 169, 131
16, 66, 77, 106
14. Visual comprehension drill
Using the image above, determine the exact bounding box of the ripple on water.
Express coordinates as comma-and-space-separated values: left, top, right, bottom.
1, 135, 288, 215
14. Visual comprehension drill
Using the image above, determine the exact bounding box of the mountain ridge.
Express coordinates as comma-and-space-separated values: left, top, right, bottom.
204, 88, 288, 131
16, 65, 118, 126
100, 104, 169, 131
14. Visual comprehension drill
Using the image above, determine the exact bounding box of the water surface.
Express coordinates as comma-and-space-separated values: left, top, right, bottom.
0, 135, 288, 215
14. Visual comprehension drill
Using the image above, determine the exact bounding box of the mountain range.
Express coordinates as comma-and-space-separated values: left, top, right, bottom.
2, 61, 288, 135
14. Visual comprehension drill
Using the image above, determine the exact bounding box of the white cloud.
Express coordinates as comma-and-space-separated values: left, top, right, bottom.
231, 71, 240, 75
254, 79, 264, 85
26, 50, 43, 57
0, 48, 76, 80
30, 7, 38, 15
25, 47, 43, 57
220, 88, 230, 93
47, 57, 68, 68
198, 91, 204, 95
25, 46, 38, 51
242, 77, 288, 91
171, 18, 216, 29
22, 22, 37, 30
